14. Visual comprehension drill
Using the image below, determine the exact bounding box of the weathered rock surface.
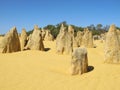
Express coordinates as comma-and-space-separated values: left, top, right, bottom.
71, 47, 88, 75
25, 25, 44, 51
44, 30, 54, 41
74, 31, 83, 47
2, 27, 21, 53
56, 24, 73, 54
82, 28, 94, 48
104, 24, 120, 63
20, 28, 27, 51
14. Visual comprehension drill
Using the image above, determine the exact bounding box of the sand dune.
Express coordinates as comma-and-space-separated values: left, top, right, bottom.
0, 40, 120, 90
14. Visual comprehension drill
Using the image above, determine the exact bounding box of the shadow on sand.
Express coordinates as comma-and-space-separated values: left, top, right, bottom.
44, 48, 51, 51
87, 66, 94, 72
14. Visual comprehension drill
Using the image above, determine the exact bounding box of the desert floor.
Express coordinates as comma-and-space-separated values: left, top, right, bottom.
0, 39, 120, 90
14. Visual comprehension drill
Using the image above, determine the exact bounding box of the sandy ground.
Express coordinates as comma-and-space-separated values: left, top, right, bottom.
0, 39, 120, 90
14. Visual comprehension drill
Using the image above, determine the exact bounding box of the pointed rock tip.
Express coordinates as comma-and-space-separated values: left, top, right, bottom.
109, 24, 116, 32
34, 25, 39, 30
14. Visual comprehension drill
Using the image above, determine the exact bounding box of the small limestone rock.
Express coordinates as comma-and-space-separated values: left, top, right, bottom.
71, 47, 88, 75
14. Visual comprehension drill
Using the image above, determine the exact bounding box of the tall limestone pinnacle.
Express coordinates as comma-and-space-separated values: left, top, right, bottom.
56, 24, 73, 54
44, 30, 54, 41
34, 25, 39, 31
25, 25, 44, 51
68, 25, 74, 35
20, 28, 27, 51
82, 28, 94, 48
104, 24, 120, 63
2, 26, 21, 53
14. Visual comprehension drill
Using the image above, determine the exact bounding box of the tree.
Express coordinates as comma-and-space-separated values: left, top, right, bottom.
96, 24, 103, 30
91, 30, 101, 35
70, 25, 84, 36
44, 25, 58, 38
90, 24, 95, 30
26, 22, 120, 38
103, 25, 110, 31
116, 26, 120, 30
27, 29, 33, 36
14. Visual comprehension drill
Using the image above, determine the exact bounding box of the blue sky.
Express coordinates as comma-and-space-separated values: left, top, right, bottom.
0, 0, 120, 34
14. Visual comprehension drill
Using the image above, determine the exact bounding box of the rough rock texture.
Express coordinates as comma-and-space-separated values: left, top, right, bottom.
82, 28, 94, 48
44, 30, 54, 41
100, 33, 106, 43
74, 31, 83, 47
2, 27, 21, 53
68, 25, 75, 46
71, 47, 88, 75
56, 24, 73, 54
88, 31, 93, 47
104, 24, 120, 63
41, 29, 46, 40
0, 37, 4, 48
25, 25, 44, 51
93, 35, 101, 40
68, 25, 74, 37
116, 29, 120, 43
20, 28, 27, 51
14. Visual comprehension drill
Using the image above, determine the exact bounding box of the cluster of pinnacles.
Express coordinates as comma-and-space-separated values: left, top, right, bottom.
56, 24, 89, 75
0, 24, 120, 76
0, 25, 45, 53
0, 25, 55, 53
56, 24, 74, 55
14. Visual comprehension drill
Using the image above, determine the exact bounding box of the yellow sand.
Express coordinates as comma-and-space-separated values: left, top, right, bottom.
0, 39, 120, 90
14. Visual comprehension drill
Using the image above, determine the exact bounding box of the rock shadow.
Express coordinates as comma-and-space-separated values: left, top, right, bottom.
44, 48, 51, 51
87, 66, 94, 72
